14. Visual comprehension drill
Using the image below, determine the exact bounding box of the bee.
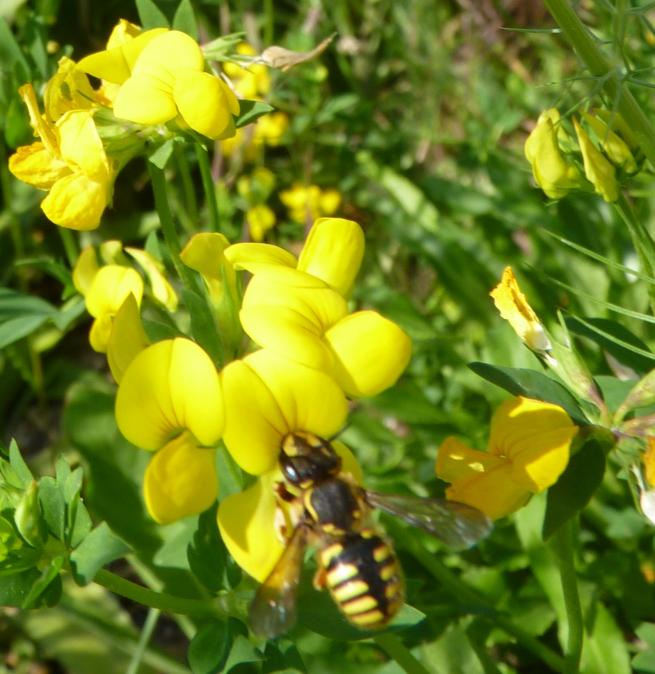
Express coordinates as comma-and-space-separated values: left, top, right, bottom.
249, 431, 492, 639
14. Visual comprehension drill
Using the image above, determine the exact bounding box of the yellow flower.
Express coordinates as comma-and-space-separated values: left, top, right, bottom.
43, 56, 98, 122
490, 267, 551, 353
253, 111, 289, 146
436, 397, 577, 519
524, 108, 582, 200
226, 216, 364, 297
280, 183, 341, 224
582, 112, 637, 174
115, 338, 224, 523
644, 437, 655, 488
73, 242, 177, 353
573, 118, 619, 203
8, 85, 113, 230
79, 29, 240, 139
246, 204, 276, 241
222, 42, 271, 100
239, 267, 411, 398
217, 348, 360, 581
180, 232, 236, 306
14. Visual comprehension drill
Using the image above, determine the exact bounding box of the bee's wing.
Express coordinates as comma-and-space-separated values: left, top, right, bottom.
248, 524, 308, 639
365, 491, 492, 551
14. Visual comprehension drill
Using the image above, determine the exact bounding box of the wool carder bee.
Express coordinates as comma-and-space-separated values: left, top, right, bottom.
249, 431, 492, 638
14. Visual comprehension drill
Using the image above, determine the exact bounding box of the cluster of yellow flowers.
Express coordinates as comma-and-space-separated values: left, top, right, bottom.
8, 21, 276, 231
79, 217, 412, 580
525, 108, 640, 202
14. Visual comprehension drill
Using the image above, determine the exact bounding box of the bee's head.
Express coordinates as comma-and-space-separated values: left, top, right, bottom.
280, 431, 341, 487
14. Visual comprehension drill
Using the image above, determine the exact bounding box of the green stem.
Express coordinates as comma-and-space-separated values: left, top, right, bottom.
174, 143, 199, 229
195, 143, 221, 232
374, 633, 434, 674
94, 569, 230, 618
408, 541, 566, 672
543, 0, 655, 169
125, 608, 160, 674
58, 228, 78, 268
613, 193, 655, 313
551, 520, 584, 674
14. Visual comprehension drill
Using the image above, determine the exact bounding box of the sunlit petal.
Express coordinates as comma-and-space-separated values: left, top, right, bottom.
224, 242, 297, 273
325, 310, 411, 397
8, 142, 68, 190
217, 472, 285, 582
144, 433, 218, 524
125, 247, 178, 311
297, 218, 364, 296
85, 265, 143, 319
436, 437, 506, 483
107, 294, 149, 383
72, 246, 100, 295
116, 338, 223, 450
41, 173, 109, 231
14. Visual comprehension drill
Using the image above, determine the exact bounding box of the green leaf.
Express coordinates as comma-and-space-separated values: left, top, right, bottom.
188, 619, 230, 674
9, 439, 33, 486
235, 100, 274, 128
38, 476, 66, 540
632, 623, 655, 672
149, 139, 175, 169
70, 522, 131, 585
188, 506, 226, 593
542, 439, 606, 540
468, 362, 588, 424
566, 316, 655, 372
221, 634, 261, 673
135, 0, 169, 28
0, 17, 29, 80
172, 0, 198, 39
69, 500, 93, 549
0, 287, 59, 348
0, 568, 42, 607
22, 555, 64, 609
581, 601, 631, 674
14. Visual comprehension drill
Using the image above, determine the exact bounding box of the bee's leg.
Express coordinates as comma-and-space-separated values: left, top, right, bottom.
274, 481, 296, 503
313, 567, 327, 590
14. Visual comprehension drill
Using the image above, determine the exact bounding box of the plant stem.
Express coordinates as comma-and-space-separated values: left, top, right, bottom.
195, 143, 221, 232
408, 541, 565, 672
613, 193, 655, 313
174, 143, 198, 229
374, 633, 434, 674
125, 608, 160, 674
58, 228, 78, 268
551, 520, 584, 674
543, 0, 655, 169
94, 569, 230, 618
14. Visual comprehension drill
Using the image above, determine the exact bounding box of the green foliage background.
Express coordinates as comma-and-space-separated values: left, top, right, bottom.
2, 0, 655, 672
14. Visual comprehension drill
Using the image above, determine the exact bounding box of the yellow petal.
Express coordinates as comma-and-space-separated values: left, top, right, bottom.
444, 461, 530, 520
44, 56, 96, 122
246, 205, 276, 242
72, 246, 99, 295
573, 118, 619, 202
436, 436, 507, 483
41, 172, 109, 231
113, 73, 178, 125
582, 112, 637, 174
105, 19, 142, 50
56, 110, 110, 181
217, 472, 285, 581
133, 30, 203, 78
77, 27, 168, 83
490, 267, 551, 352
18, 84, 58, 155
325, 310, 411, 397
89, 314, 114, 353
180, 232, 234, 305
489, 397, 577, 492
8, 142, 69, 189
239, 272, 347, 371
125, 247, 178, 311
224, 242, 297, 273
297, 218, 364, 296
116, 338, 224, 450
173, 71, 239, 139
645, 437, 655, 488
221, 350, 348, 475
107, 294, 149, 383
144, 433, 218, 524
524, 108, 581, 200
85, 265, 143, 319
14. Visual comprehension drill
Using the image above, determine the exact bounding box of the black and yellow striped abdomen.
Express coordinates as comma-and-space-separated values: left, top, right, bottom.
318, 528, 404, 629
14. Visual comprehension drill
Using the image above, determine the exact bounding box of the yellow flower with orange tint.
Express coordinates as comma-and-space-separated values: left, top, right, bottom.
436, 397, 577, 520
490, 267, 551, 353
8, 85, 113, 231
